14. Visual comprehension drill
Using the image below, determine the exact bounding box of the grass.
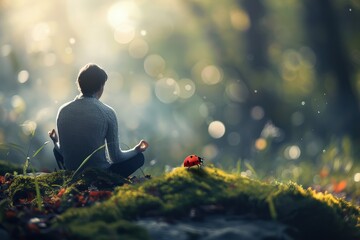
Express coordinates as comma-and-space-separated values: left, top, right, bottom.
0, 129, 49, 174
0, 161, 359, 239
55, 166, 360, 240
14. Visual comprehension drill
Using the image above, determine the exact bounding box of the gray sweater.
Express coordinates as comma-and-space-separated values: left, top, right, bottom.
55, 95, 139, 170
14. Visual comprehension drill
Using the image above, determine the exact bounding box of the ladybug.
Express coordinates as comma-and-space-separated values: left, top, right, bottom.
183, 155, 204, 169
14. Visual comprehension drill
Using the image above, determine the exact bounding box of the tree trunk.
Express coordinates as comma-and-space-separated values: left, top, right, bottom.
303, 0, 360, 139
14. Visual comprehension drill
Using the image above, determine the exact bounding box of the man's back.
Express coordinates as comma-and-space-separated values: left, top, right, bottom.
57, 95, 113, 170
50, 63, 148, 177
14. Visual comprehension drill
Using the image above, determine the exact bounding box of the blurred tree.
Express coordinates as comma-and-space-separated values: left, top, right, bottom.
303, 0, 360, 140
185, 1, 263, 158
1, 0, 359, 173
241, 0, 269, 70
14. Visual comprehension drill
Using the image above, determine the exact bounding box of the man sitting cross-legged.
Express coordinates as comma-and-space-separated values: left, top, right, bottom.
49, 63, 148, 178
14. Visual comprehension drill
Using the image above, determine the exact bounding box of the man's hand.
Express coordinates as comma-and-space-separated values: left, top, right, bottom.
48, 129, 58, 143
136, 140, 149, 152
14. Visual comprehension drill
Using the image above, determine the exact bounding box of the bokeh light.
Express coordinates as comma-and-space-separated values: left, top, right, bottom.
18, 70, 29, 84
21, 120, 37, 136
284, 145, 301, 160
230, 9, 250, 31
201, 65, 222, 85
144, 54, 166, 77
202, 144, 218, 160
225, 80, 248, 102
107, 1, 140, 29
69, 38, 76, 44
114, 25, 136, 44
255, 138, 267, 151
208, 121, 226, 139
251, 106, 265, 120
155, 78, 180, 104
128, 38, 149, 58
354, 173, 360, 182
11, 95, 26, 114
178, 78, 196, 99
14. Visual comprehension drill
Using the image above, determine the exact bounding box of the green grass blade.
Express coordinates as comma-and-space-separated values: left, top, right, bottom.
31, 167, 43, 211
24, 140, 49, 174
70, 144, 106, 181
31, 141, 49, 158
23, 157, 30, 175
236, 159, 241, 175
25, 129, 36, 159
244, 162, 258, 178
266, 195, 277, 220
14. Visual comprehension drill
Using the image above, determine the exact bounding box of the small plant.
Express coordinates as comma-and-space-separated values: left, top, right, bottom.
0, 129, 49, 212
236, 159, 241, 174
0, 129, 49, 174
31, 167, 43, 211
244, 161, 258, 179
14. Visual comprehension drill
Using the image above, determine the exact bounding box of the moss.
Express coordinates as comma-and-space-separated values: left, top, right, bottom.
6, 171, 71, 205
37, 170, 72, 186
54, 166, 360, 239
5, 168, 125, 206
272, 182, 360, 239
68, 167, 127, 190
66, 220, 150, 240
113, 186, 164, 219
2, 165, 358, 239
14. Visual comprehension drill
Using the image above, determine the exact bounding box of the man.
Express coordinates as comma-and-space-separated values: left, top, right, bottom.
49, 63, 148, 177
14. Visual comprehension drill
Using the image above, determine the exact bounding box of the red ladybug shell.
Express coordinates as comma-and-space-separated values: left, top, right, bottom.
183, 155, 204, 168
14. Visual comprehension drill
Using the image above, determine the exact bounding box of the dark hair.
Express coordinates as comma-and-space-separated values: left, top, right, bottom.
77, 63, 107, 95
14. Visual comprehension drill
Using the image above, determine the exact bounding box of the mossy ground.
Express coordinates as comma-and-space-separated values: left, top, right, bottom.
0, 161, 359, 239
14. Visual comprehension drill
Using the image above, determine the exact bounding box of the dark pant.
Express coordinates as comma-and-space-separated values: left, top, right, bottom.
53, 148, 66, 170
53, 148, 144, 178
108, 153, 145, 178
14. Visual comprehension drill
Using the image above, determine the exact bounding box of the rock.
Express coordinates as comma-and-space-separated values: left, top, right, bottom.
137, 216, 294, 240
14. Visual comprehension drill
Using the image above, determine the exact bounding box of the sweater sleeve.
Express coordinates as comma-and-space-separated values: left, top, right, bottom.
105, 107, 139, 163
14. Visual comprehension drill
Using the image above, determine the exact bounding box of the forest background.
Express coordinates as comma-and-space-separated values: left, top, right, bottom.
0, 0, 359, 197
